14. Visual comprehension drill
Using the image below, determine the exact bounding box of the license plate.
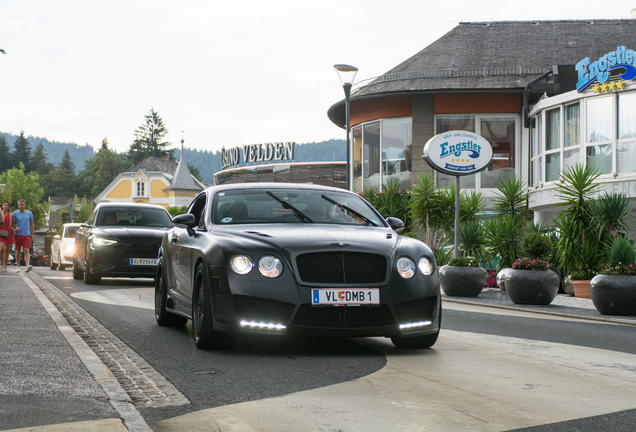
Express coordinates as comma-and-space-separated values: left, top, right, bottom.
311, 288, 379, 306
129, 258, 158, 266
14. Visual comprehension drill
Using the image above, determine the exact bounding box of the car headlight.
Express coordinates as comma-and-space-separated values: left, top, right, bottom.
396, 257, 416, 278
418, 257, 434, 276
92, 237, 117, 247
258, 255, 283, 278
230, 255, 253, 275
63, 244, 75, 254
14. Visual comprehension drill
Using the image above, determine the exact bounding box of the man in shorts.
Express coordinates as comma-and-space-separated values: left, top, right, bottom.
11, 199, 35, 273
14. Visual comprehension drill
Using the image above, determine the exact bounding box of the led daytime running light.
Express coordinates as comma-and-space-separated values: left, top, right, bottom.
240, 320, 286, 330
399, 320, 432, 329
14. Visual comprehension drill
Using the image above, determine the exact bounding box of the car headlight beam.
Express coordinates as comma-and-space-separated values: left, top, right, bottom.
230, 255, 253, 275
396, 257, 416, 279
258, 255, 283, 278
92, 237, 117, 247
418, 257, 434, 276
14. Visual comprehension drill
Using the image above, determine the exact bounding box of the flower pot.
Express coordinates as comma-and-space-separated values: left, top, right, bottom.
496, 268, 512, 292
504, 269, 560, 305
589, 275, 636, 316
439, 265, 487, 297
571, 280, 591, 299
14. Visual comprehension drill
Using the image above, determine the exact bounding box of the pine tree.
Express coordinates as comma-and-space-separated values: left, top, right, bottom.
42, 150, 78, 197
128, 109, 172, 164
31, 142, 54, 176
91, 138, 124, 196
0, 135, 11, 173
12, 130, 32, 172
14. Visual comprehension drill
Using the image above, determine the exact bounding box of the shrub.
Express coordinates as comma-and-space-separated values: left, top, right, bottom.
570, 269, 597, 280
511, 258, 552, 271
486, 269, 499, 288
401, 232, 419, 239
609, 237, 635, 267
448, 257, 479, 267
521, 232, 553, 260
599, 263, 636, 276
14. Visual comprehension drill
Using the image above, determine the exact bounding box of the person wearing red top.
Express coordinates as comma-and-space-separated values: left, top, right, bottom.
0, 201, 14, 272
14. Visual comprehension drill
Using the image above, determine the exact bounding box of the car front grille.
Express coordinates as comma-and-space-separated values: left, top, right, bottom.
392, 297, 438, 324
115, 243, 159, 259
233, 295, 296, 325
295, 252, 387, 284
291, 304, 395, 329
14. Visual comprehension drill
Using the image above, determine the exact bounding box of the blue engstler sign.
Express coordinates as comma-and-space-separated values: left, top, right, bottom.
576, 46, 636, 92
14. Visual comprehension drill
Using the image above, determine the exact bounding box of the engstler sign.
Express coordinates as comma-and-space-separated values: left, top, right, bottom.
423, 130, 493, 176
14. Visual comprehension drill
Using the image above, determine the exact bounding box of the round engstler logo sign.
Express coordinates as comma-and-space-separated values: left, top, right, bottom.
423, 130, 493, 176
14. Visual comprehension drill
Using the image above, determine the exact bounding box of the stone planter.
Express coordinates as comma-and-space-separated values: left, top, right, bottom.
571, 279, 591, 299
439, 265, 487, 297
496, 268, 512, 292
589, 275, 636, 316
504, 269, 560, 305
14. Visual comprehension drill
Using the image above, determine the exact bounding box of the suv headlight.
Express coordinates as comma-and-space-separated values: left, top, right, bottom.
230, 255, 253, 275
396, 257, 416, 278
418, 257, 434, 276
92, 237, 117, 247
258, 255, 283, 278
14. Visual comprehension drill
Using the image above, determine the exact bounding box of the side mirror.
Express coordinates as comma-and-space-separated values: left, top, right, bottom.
386, 217, 404, 233
54, 234, 61, 239
173, 213, 197, 229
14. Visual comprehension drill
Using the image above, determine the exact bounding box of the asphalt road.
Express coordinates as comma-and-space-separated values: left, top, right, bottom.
6, 266, 636, 431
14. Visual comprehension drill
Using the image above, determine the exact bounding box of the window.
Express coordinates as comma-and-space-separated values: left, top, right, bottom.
586, 97, 613, 174
545, 108, 561, 182
136, 181, 145, 197
617, 92, 636, 174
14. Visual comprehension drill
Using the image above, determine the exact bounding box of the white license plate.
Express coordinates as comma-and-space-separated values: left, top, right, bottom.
129, 258, 158, 266
311, 288, 379, 306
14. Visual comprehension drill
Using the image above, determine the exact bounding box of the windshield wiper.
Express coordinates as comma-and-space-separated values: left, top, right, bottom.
267, 191, 314, 223
320, 194, 378, 226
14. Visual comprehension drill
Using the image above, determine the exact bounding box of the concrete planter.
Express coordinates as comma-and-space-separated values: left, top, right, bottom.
589, 275, 636, 316
504, 269, 560, 305
439, 265, 487, 297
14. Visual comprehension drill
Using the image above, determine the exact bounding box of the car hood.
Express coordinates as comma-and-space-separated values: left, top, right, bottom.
214, 224, 399, 256
94, 227, 169, 242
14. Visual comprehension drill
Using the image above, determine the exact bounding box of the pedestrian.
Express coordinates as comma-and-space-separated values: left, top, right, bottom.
0, 201, 13, 272
11, 199, 34, 273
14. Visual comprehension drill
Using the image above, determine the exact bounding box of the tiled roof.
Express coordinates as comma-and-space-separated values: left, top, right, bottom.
163, 149, 205, 192
125, 157, 178, 175
353, 19, 636, 96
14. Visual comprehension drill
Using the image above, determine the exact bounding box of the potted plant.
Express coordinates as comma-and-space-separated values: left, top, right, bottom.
439, 256, 488, 297
504, 258, 560, 305
589, 237, 636, 316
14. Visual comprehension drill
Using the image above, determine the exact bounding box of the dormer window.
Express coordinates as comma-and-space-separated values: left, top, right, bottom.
136, 180, 145, 197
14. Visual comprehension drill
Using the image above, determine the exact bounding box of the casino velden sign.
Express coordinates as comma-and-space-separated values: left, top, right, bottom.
221, 142, 295, 170
423, 131, 493, 176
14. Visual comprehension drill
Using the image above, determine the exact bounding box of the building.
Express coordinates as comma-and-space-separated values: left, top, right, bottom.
327, 16, 636, 229
95, 142, 204, 208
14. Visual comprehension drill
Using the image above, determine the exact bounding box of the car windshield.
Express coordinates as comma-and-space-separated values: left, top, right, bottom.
96, 207, 173, 228
212, 189, 384, 226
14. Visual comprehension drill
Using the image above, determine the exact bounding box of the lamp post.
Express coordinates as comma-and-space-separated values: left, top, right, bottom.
334, 64, 358, 191
69, 202, 82, 223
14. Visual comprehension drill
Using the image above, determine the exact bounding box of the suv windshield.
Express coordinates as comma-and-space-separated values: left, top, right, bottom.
212, 189, 384, 226
96, 207, 173, 228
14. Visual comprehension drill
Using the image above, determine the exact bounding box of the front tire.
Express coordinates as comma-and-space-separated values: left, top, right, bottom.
83, 259, 101, 285
192, 263, 235, 350
51, 255, 58, 270
72, 258, 83, 280
58, 254, 66, 271
155, 265, 187, 327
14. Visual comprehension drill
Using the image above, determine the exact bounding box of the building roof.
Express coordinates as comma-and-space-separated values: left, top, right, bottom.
163, 143, 205, 192
124, 157, 179, 175
353, 19, 636, 96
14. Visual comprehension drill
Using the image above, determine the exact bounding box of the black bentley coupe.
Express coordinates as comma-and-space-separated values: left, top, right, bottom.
74, 203, 174, 284
155, 183, 441, 349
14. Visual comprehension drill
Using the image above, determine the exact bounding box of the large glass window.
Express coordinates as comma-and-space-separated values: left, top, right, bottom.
480, 117, 516, 188
382, 119, 412, 188
618, 92, 636, 174
586, 97, 613, 142
546, 108, 560, 151
564, 103, 580, 147
363, 122, 381, 190
352, 125, 363, 191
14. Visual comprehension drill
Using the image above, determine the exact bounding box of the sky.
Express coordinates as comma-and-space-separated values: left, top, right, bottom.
1, 1, 633, 155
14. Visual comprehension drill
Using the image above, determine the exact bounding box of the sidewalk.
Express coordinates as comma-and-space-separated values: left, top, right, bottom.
442, 287, 636, 326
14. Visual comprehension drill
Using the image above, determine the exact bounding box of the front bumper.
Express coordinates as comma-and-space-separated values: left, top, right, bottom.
89, 242, 160, 278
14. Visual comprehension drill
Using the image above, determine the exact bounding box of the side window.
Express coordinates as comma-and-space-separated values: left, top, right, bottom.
87, 209, 97, 226
188, 194, 207, 228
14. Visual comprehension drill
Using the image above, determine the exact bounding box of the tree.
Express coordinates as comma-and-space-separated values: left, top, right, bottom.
79, 138, 126, 197
0, 135, 11, 173
31, 142, 54, 176
0, 163, 48, 230
128, 109, 172, 164
12, 130, 32, 172
42, 150, 79, 198
187, 163, 203, 182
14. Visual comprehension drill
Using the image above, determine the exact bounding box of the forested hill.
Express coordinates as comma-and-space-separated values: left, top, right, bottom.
0, 132, 345, 182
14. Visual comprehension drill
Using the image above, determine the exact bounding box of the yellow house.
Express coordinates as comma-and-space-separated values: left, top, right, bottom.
94, 147, 205, 208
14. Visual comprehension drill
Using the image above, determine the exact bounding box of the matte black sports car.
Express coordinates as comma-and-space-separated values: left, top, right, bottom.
155, 183, 441, 349
74, 203, 173, 284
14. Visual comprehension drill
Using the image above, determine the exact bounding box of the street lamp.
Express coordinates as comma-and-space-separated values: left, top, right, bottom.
334, 64, 358, 191
69, 202, 82, 223
0, 184, 6, 194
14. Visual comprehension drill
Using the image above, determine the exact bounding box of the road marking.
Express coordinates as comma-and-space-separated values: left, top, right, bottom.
20, 272, 153, 432
44, 276, 74, 279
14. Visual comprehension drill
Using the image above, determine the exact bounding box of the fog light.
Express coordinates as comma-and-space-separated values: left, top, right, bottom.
240, 320, 286, 330
399, 320, 432, 329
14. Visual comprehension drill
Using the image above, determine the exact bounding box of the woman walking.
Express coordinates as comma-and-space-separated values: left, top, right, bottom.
0, 201, 13, 272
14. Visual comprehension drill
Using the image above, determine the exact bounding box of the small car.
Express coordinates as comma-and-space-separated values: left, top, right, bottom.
74, 203, 173, 284
51, 223, 82, 270
155, 183, 441, 350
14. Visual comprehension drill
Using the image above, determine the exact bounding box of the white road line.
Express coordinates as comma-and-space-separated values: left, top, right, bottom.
20, 273, 152, 432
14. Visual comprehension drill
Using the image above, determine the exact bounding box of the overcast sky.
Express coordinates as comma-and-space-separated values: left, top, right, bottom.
1, 1, 633, 154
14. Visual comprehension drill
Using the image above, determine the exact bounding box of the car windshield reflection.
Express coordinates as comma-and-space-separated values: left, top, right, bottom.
96, 207, 173, 228
212, 189, 384, 226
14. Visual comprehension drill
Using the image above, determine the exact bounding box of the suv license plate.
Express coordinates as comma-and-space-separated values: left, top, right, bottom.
130, 258, 158, 266
311, 288, 379, 306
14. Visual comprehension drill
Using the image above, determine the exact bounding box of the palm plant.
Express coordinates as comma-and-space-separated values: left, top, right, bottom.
362, 179, 412, 231
460, 190, 486, 224
460, 221, 485, 260
590, 192, 630, 245
410, 173, 453, 255
482, 214, 524, 269
492, 175, 531, 221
